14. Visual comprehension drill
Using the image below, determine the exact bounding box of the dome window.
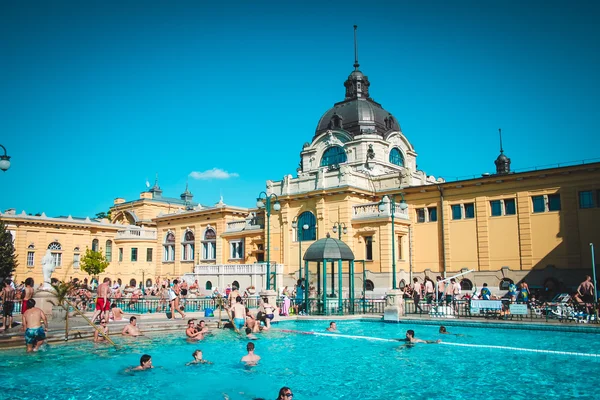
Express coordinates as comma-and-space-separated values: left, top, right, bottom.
385, 115, 395, 130
328, 114, 343, 129
389, 148, 404, 167
320, 146, 347, 167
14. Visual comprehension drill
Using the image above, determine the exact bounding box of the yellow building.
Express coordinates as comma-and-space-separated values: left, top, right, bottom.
3, 55, 599, 298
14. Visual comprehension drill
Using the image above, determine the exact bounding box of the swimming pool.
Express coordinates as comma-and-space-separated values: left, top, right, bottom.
0, 320, 599, 400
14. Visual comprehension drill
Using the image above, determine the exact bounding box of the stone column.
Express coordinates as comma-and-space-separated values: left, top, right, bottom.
383, 288, 405, 322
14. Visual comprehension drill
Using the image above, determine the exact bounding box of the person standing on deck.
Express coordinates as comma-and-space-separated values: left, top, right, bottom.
436, 276, 445, 304
412, 278, 423, 313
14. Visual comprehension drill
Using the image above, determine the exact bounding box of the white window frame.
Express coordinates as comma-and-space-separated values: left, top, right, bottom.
73, 253, 80, 269
229, 239, 244, 260
181, 230, 195, 261
27, 251, 35, 267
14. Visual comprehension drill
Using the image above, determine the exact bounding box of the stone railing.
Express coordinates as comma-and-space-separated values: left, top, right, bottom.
115, 228, 157, 240
225, 217, 264, 233
352, 202, 409, 220
192, 263, 283, 275
226, 220, 246, 232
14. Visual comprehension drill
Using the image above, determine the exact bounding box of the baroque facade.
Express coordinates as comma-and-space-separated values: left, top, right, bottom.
2, 54, 599, 297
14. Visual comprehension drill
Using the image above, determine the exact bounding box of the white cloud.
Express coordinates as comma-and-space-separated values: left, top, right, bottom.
189, 168, 239, 180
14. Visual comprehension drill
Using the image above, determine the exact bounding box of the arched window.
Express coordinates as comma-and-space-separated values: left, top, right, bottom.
232, 280, 240, 290
389, 148, 404, 167
296, 211, 317, 242
202, 228, 216, 260
117, 278, 122, 286
146, 279, 153, 288
182, 230, 195, 261
163, 232, 175, 262
331, 114, 342, 129
206, 281, 213, 290
460, 279, 473, 291
130, 279, 136, 287
48, 241, 62, 267
320, 146, 347, 167
365, 279, 375, 291
105, 240, 113, 262
398, 279, 406, 289
92, 239, 99, 252
499, 278, 514, 290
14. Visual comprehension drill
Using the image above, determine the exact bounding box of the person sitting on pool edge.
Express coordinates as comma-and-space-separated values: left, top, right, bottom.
241, 341, 261, 365
186, 349, 212, 365
326, 322, 337, 332
399, 329, 441, 344
132, 354, 153, 371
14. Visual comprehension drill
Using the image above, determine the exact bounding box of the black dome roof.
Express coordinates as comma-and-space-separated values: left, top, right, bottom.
303, 237, 355, 261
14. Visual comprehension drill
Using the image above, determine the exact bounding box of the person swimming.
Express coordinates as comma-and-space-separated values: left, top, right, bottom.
186, 349, 212, 365
397, 329, 441, 345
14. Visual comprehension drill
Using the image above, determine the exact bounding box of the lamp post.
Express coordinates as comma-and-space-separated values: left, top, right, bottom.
0, 144, 11, 172
332, 222, 348, 240
378, 193, 408, 289
292, 217, 310, 282
256, 192, 281, 290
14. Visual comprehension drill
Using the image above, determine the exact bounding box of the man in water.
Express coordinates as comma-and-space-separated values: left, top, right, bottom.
196, 320, 209, 335
241, 342, 261, 365
186, 319, 204, 340
122, 316, 142, 337
1, 279, 16, 331
245, 327, 258, 340
22, 299, 49, 352
21, 278, 35, 328
326, 322, 337, 332
186, 349, 212, 365
399, 329, 440, 344
231, 296, 246, 331
132, 354, 153, 371
91, 277, 111, 323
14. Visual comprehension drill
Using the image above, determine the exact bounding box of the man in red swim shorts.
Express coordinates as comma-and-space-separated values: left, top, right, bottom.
91, 277, 112, 323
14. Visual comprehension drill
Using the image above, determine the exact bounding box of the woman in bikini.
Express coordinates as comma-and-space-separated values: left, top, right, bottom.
169, 280, 186, 319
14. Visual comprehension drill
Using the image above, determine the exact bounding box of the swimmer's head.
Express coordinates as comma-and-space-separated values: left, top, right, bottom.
247, 342, 255, 352
329, 322, 336, 329
406, 330, 415, 339
439, 326, 446, 333
192, 350, 202, 359
245, 327, 252, 335
140, 354, 152, 367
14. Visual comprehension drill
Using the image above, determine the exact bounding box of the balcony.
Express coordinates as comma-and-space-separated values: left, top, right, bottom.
225, 215, 265, 233
352, 201, 409, 221
192, 263, 283, 275
115, 228, 157, 241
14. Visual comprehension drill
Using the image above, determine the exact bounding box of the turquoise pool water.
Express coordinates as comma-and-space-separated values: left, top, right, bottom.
1, 320, 599, 400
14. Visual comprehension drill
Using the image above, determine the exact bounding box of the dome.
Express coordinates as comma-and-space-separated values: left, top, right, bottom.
314, 68, 401, 139
303, 236, 355, 261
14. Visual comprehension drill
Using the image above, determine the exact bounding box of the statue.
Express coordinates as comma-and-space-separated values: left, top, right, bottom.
41, 250, 56, 289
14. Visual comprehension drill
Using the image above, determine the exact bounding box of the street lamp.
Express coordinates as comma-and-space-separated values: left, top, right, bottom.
292, 217, 310, 282
332, 222, 348, 240
378, 193, 408, 289
256, 191, 281, 290
0, 145, 11, 172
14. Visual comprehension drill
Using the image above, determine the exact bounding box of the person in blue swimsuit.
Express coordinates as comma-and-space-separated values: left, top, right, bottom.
508, 282, 518, 302
480, 283, 492, 300
519, 281, 530, 303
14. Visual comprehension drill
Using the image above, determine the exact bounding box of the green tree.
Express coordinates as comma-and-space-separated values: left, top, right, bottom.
0, 220, 17, 281
95, 210, 112, 220
80, 249, 109, 276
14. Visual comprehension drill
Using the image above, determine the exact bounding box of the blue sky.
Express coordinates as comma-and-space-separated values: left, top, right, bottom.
1, 0, 598, 217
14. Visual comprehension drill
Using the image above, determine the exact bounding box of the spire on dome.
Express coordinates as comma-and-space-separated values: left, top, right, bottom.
149, 173, 163, 198
494, 129, 511, 175
344, 25, 370, 100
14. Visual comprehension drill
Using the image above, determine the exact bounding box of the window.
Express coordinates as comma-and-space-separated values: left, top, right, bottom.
48, 242, 62, 267
365, 236, 373, 261
451, 205, 462, 220
105, 240, 112, 262
202, 228, 216, 260
504, 199, 516, 215
579, 191, 594, 209
73, 253, 80, 269
532, 194, 561, 213
548, 194, 561, 211
27, 251, 34, 267
365, 280, 375, 291
130, 279, 136, 287
147, 248, 153, 262
398, 279, 406, 289
428, 207, 438, 222
389, 148, 404, 167
146, 279, 152, 288
230, 240, 244, 259
464, 203, 475, 219
491, 199, 516, 217
296, 211, 317, 241
206, 281, 213, 290
131, 248, 138, 262
460, 279, 473, 291
119, 248, 123, 262
490, 200, 502, 217
182, 230, 195, 261
92, 239, 99, 252
163, 232, 175, 262
499, 278, 513, 290
416, 209, 426, 223
397, 236, 403, 260
532, 195, 545, 213
320, 146, 347, 167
